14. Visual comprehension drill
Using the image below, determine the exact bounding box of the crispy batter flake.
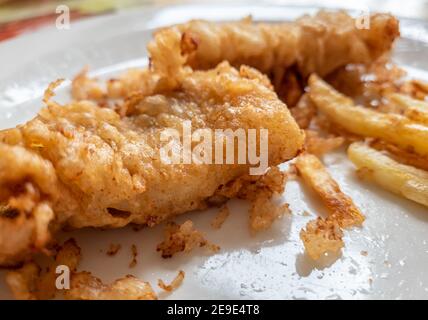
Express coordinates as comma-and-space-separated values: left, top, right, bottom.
129, 244, 138, 268
210, 205, 230, 229
158, 270, 185, 292
156, 220, 218, 258
106, 243, 121, 256
300, 217, 344, 260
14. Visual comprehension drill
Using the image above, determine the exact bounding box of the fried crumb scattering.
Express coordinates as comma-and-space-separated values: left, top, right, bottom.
6, 238, 158, 300
300, 217, 344, 260
216, 166, 289, 233
158, 270, 185, 292
65, 273, 157, 300
106, 243, 121, 256
211, 205, 230, 229
129, 244, 138, 268
156, 220, 218, 258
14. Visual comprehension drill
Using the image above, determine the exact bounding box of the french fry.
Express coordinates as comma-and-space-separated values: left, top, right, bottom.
296, 153, 364, 260
308, 74, 428, 157
296, 153, 365, 228
388, 93, 428, 125
370, 139, 428, 171
348, 142, 428, 207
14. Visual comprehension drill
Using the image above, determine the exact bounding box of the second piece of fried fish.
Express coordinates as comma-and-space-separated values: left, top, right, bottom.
149, 11, 399, 80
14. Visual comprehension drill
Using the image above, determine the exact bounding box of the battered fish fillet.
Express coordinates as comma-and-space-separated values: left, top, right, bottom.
0, 62, 304, 266
148, 11, 399, 80
74, 12, 399, 105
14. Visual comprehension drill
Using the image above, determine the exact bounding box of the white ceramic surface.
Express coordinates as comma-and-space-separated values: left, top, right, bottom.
1, 4, 428, 300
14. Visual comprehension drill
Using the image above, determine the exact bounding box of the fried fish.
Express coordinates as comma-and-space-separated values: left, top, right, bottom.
0, 62, 303, 266
149, 11, 399, 81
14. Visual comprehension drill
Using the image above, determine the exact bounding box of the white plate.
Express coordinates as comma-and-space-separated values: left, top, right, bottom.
1, 4, 428, 300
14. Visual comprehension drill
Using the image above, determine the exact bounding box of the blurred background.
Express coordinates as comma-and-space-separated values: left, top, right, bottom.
0, 0, 427, 42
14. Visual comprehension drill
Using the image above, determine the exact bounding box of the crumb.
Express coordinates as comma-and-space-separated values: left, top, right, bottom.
249, 200, 290, 233
106, 243, 121, 256
129, 244, 138, 268
206, 243, 221, 253
211, 205, 230, 229
300, 217, 344, 260
360, 250, 368, 256
158, 270, 185, 292
156, 220, 218, 258
302, 210, 311, 217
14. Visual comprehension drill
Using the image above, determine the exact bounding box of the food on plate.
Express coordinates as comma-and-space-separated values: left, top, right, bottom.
295, 154, 364, 259
3, 7, 422, 299
308, 74, 428, 157
0, 61, 303, 266
348, 142, 428, 208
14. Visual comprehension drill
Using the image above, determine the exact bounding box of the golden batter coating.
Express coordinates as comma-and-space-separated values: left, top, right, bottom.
149, 11, 399, 79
